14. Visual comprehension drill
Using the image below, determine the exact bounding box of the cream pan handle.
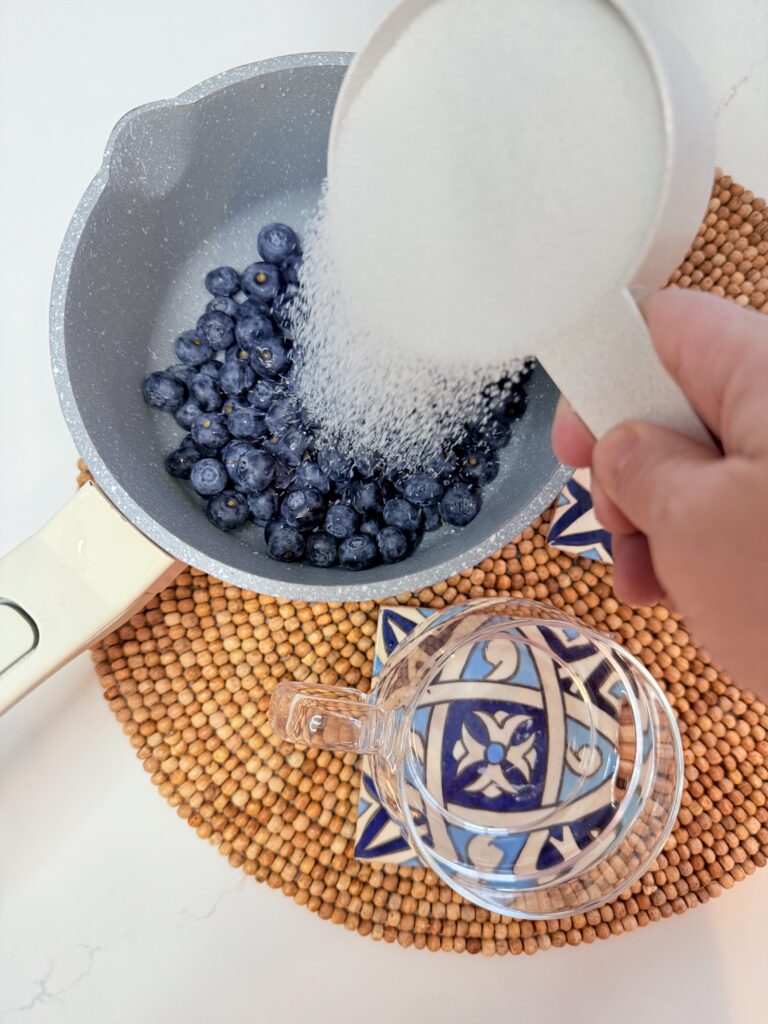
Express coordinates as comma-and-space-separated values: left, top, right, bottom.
0, 482, 181, 715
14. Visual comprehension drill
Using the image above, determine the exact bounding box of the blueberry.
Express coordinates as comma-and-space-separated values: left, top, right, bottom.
174, 399, 202, 429
422, 504, 441, 532
280, 487, 325, 531
481, 417, 512, 450
235, 297, 271, 321
305, 530, 338, 568
247, 488, 279, 525
241, 262, 282, 303
265, 398, 298, 434
166, 363, 197, 387
190, 374, 222, 412
164, 446, 200, 479
190, 457, 228, 496
222, 439, 254, 479
264, 518, 283, 543
191, 413, 229, 450
377, 526, 409, 564
196, 310, 236, 352
359, 517, 382, 540
257, 223, 299, 264
234, 448, 275, 492
267, 523, 305, 562
439, 483, 481, 526
205, 266, 241, 297
386, 466, 410, 494
317, 448, 353, 485
324, 502, 358, 540
227, 405, 265, 439
403, 472, 444, 508
248, 378, 281, 412
427, 448, 459, 481
273, 460, 295, 491
351, 479, 383, 515
383, 497, 421, 532
339, 535, 378, 571
281, 253, 303, 285
277, 427, 313, 467
235, 312, 275, 349
460, 449, 499, 486
142, 371, 186, 412
294, 460, 331, 495
206, 491, 249, 531
179, 434, 200, 453
493, 385, 527, 424
354, 452, 382, 479
218, 359, 256, 395
251, 335, 290, 378
174, 330, 212, 365
198, 358, 223, 378
206, 296, 239, 317
225, 345, 253, 366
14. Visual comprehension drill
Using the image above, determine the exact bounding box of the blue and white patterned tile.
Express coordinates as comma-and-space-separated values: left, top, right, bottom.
547, 468, 613, 564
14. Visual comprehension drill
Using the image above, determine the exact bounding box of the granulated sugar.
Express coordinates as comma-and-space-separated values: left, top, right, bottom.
294, 0, 665, 465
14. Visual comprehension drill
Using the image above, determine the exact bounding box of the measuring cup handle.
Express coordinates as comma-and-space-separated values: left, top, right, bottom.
544, 290, 716, 450
270, 680, 384, 754
0, 482, 180, 716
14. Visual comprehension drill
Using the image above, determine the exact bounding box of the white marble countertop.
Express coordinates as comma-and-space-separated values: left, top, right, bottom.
1, 2, 767, 1021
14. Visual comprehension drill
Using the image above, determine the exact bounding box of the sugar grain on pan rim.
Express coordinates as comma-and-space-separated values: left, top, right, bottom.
293, 0, 666, 466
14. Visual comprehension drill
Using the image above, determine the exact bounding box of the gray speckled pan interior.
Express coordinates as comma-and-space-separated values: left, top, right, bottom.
50, 52, 570, 601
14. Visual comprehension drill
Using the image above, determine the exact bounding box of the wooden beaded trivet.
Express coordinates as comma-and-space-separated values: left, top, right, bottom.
88, 172, 768, 955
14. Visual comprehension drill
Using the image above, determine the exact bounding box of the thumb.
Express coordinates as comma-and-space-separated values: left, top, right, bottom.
592, 421, 718, 537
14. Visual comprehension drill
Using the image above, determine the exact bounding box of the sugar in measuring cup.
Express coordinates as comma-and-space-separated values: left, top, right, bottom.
270, 599, 683, 919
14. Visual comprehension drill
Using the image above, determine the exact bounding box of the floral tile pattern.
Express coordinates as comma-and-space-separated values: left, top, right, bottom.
547, 468, 613, 564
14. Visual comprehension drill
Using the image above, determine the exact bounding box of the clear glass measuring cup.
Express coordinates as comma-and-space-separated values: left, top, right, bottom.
269, 599, 684, 919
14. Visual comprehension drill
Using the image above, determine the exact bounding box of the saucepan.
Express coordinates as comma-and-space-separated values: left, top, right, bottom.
0, 53, 568, 715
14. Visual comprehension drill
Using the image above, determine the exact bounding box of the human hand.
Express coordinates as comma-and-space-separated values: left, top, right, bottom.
552, 288, 768, 698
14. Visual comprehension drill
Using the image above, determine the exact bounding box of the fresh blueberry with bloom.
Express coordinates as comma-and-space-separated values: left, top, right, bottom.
460, 448, 499, 487
226, 405, 264, 440
403, 472, 444, 508
257, 223, 299, 264
190, 374, 222, 412
324, 503, 358, 540
377, 526, 409, 564
481, 416, 512, 450
218, 359, 256, 395
206, 296, 239, 317
247, 488, 279, 525
383, 497, 421, 532
142, 371, 186, 412
241, 262, 282, 303
234, 449, 275, 492
235, 313, 274, 349
359, 518, 383, 540
251, 335, 290, 377
280, 487, 325, 531
439, 483, 481, 526
222, 439, 253, 480
277, 427, 313, 467
422, 504, 441, 532
198, 358, 222, 378
191, 413, 229, 450
305, 530, 338, 568
206, 491, 249, 531
247, 378, 281, 412
205, 266, 240, 297
493, 385, 527, 424
351, 479, 383, 515
294, 460, 331, 495
196, 310, 235, 351
164, 446, 200, 479
281, 253, 303, 286
190, 457, 228, 496
317, 447, 353, 485
174, 330, 211, 365
166, 363, 197, 387
174, 400, 202, 430
235, 296, 271, 320
339, 535, 378, 571
267, 524, 305, 562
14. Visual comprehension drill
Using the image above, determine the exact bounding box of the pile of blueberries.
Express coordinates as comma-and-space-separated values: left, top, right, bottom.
142, 222, 532, 570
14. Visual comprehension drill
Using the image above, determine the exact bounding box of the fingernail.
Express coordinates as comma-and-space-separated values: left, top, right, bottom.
595, 424, 639, 494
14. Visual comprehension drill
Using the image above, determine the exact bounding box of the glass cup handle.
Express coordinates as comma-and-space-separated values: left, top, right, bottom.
269, 681, 384, 754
